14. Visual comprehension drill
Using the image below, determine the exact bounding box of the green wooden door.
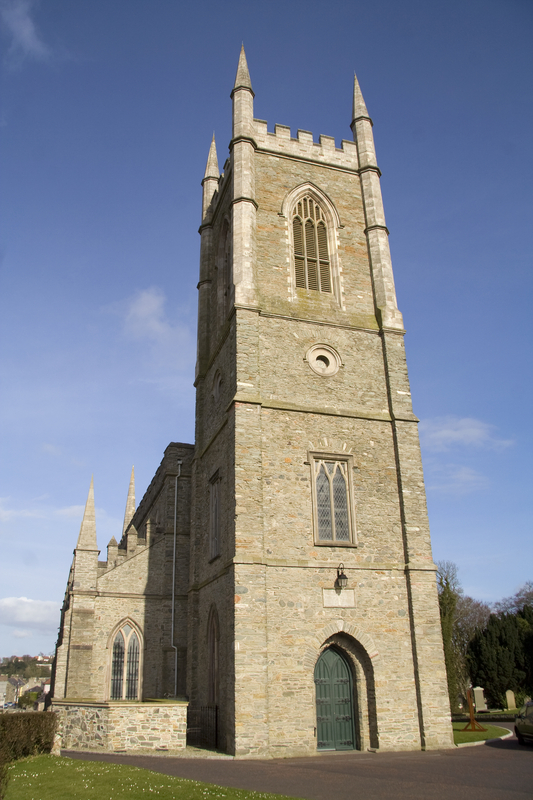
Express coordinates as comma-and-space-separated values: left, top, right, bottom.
314, 648, 355, 750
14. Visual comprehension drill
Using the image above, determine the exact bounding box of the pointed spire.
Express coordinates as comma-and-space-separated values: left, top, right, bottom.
76, 476, 98, 551
233, 44, 253, 93
122, 466, 136, 536
108, 536, 118, 546
203, 134, 219, 180
351, 72, 371, 125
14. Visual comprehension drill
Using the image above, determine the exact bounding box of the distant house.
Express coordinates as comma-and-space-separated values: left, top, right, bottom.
0, 674, 8, 706
7, 677, 25, 704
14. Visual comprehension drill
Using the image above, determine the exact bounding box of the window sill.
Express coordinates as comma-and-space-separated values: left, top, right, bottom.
314, 541, 358, 548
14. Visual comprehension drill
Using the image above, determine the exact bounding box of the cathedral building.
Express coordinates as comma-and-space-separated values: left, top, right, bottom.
52, 47, 453, 756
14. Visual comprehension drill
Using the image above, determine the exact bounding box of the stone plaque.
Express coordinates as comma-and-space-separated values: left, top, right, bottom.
323, 588, 355, 608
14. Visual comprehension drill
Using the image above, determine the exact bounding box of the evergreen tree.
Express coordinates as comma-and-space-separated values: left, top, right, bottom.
516, 605, 533, 700
436, 562, 461, 712
468, 612, 528, 708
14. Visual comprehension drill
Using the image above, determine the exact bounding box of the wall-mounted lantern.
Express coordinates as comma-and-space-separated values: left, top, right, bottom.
335, 563, 348, 589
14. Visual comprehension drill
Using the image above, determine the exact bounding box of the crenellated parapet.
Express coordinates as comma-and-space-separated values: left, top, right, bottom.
253, 121, 359, 170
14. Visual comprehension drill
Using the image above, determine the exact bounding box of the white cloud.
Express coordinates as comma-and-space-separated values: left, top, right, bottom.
424, 464, 488, 495
12, 629, 32, 639
0, 497, 119, 534
55, 505, 85, 519
41, 443, 62, 457
419, 416, 513, 453
0, 497, 82, 524
0, 498, 44, 523
123, 287, 174, 343
122, 287, 192, 351
1, 0, 50, 64
0, 597, 60, 631
105, 287, 194, 379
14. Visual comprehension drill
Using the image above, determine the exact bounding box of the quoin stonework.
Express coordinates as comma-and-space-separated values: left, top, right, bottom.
52, 47, 454, 757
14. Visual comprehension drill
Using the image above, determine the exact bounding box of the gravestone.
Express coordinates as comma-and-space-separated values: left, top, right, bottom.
473, 686, 487, 711
505, 689, 516, 710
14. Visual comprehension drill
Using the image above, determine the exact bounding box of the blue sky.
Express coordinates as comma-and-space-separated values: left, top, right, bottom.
0, 0, 531, 657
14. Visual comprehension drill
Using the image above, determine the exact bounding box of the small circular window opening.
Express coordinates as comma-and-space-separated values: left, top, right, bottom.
306, 345, 341, 377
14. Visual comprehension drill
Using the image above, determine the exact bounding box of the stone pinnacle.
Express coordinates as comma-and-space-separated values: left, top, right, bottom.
233, 44, 253, 92
122, 466, 136, 536
204, 134, 219, 180
76, 476, 98, 551
352, 72, 370, 124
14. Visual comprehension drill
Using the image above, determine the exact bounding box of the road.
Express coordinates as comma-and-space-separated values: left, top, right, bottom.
64, 726, 532, 800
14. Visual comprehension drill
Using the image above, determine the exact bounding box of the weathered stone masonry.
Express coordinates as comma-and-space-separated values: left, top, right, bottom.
52, 46, 453, 757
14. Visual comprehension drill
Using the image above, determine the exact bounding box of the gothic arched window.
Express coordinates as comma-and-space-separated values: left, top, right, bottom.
310, 454, 357, 545
110, 623, 140, 700
293, 196, 332, 293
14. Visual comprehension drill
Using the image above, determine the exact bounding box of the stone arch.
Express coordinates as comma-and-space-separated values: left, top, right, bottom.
105, 618, 144, 701
306, 621, 379, 751
280, 182, 342, 229
280, 183, 343, 304
302, 620, 380, 669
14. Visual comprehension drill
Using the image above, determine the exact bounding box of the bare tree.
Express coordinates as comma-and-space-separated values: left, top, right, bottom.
453, 594, 491, 700
492, 581, 533, 615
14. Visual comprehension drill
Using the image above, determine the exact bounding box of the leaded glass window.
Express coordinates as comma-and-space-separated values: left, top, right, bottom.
110, 623, 141, 700
126, 632, 139, 700
311, 455, 356, 545
293, 196, 331, 293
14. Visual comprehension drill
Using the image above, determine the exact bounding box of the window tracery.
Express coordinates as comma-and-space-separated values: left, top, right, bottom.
110, 623, 141, 700
309, 454, 356, 545
292, 196, 332, 293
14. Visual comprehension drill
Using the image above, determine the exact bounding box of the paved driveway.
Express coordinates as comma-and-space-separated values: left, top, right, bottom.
64, 729, 532, 800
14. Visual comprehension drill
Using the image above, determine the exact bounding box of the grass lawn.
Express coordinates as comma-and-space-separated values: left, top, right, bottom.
452, 722, 510, 745
5, 755, 301, 800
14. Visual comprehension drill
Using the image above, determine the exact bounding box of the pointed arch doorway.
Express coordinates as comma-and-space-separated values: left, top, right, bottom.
314, 647, 356, 751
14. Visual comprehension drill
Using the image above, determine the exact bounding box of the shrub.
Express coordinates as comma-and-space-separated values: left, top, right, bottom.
18, 692, 39, 709
0, 741, 9, 800
0, 712, 57, 763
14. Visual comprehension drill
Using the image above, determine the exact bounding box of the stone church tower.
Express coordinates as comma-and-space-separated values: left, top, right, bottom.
189, 47, 451, 755
52, 47, 453, 757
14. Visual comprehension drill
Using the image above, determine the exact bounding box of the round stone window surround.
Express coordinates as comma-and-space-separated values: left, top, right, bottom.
305, 344, 342, 377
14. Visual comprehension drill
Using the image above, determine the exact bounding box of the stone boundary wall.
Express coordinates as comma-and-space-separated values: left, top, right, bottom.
53, 700, 188, 753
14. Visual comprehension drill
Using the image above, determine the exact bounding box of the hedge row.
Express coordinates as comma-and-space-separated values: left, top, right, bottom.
0, 711, 57, 761
0, 747, 7, 800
